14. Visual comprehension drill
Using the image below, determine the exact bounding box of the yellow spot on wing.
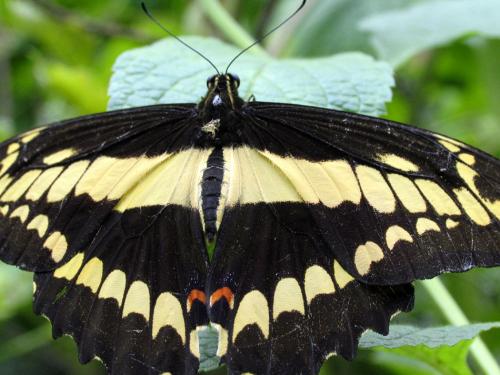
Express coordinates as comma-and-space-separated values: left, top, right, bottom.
446, 219, 459, 229
10, 205, 30, 223
53, 253, 84, 280
2, 170, 42, 202
0, 151, 19, 176
376, 154, 420, 172
25, 167, 64, 201
356, 165, 396, 213
224, 148, 361, 207
7, 143, 20, 154
388, 174, 427, 213
232, 290, 269, 343
47, 161, 89, 202
304, 265, 335, 304
386, 225, 413, 251
21, 130, 41, 143
456, 162, 500, 220
354, 241, 384, 276
74, 155, 170, 201
152, 292, 185, 343
272, 278, 305, 320
76, 257, 103, 293
224, 147, 301, 205
0, 205, 9, 216
415, 179, 461, 216
43, 231, 68, 262
43, 148, 76, 165
98, 270, 127, 307
453, 188, 491, 226
439, 140, 460, 153
458, 153, 476, 166
27, 214, 49, 237
115, 150, 210, 211
416, 218, 440, 235
0, 175, 13, 196
122, 281, 150, 321
333, 261, 354, 289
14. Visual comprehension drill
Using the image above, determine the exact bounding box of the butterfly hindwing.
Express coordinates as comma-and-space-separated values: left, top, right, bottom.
208, 202, 414, 374
33, 205, 207, 374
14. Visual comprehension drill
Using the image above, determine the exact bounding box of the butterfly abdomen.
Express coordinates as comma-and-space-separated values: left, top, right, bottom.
201, 147, 225, 242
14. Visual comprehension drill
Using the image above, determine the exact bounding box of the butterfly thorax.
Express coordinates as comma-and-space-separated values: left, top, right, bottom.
198, 74, 244, 143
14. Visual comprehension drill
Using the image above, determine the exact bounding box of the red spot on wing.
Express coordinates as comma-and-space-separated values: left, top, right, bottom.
210, 287, 234, 309
187, 289, 206, 312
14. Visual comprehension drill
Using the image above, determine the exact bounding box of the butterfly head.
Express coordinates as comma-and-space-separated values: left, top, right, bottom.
202, 73, 243, 113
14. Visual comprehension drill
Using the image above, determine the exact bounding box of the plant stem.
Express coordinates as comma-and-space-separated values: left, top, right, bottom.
198, 0, 267, 56
421, 278, 500, 375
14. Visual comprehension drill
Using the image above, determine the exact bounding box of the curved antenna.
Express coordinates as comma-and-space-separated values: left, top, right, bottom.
225, 0, 307, 74
141, 2, 220, 75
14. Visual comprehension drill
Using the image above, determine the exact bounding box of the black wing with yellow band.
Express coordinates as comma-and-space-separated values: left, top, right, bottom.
0, 105, 211, 374
206, 102, 500, 373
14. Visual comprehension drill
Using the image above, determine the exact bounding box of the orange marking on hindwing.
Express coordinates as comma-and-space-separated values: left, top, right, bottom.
210, 287, 234, 309
187, 289, 206, 312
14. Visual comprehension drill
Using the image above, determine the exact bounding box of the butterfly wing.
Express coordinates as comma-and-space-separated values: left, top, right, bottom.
0, 105, 209, 374
207, 102, 499, 373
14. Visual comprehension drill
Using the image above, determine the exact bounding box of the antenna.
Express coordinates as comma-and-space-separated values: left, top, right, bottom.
141, 2, 220, 75
225, 0, 307, 74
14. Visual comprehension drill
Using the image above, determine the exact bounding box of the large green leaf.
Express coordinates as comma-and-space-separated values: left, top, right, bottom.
360, 323, 500, 349
360, 0, 500, 67
108, 36, 394, 116
278, 0, 430, 57
361, 323, 500, 375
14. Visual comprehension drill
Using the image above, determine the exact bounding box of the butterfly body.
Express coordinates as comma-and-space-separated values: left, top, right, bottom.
0, 71, 499, 374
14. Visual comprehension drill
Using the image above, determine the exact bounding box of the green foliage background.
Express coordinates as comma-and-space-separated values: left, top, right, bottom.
0, 0, 499, 374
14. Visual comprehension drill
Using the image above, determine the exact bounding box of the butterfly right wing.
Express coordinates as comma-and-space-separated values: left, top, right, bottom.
0, 105, 211, 374
0, 104, 197, 271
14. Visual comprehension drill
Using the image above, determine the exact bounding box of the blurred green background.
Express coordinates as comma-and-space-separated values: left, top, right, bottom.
0, 0, 499, 374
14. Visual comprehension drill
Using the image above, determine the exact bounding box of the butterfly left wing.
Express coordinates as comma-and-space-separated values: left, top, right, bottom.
208, 202, 414, 373
0, 105, 210, 374
227, 102, 500, 284
207, 102, 499, 373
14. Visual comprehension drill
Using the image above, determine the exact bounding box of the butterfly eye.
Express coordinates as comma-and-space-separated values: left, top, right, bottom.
230, 73, 240, 88
207, 75, 217, 88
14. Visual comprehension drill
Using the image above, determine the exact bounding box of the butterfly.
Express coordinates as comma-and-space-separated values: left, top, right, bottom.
0, 68, 499, 374
1, 2, 500, 375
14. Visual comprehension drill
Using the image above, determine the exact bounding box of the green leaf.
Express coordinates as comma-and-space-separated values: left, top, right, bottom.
360, 0, 500, 67
360, 323, 500, 375
360, 323, 500, 349
281, 0, 427, 57
198, 325, 220, 372
108, 36, 394, 116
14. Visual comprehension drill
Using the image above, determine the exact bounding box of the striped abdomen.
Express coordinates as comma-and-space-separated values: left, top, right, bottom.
201, 147, 225, 242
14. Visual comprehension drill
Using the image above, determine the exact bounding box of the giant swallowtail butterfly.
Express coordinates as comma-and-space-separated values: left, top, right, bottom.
1, 3, 499, 375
